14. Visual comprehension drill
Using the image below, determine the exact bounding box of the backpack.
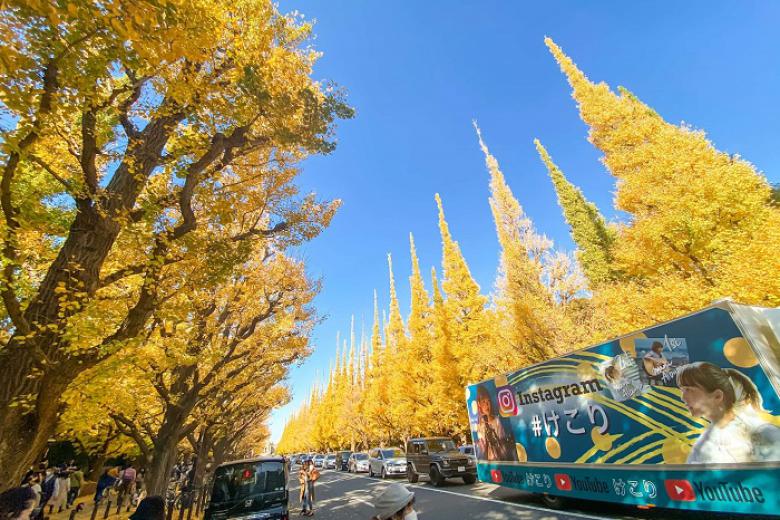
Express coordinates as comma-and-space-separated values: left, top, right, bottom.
122, 468, 136, 482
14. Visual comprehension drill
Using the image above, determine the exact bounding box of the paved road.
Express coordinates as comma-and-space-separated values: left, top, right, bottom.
288, 467, 773, 520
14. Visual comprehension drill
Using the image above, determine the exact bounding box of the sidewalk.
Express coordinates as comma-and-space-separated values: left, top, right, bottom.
44, 493, 203, 520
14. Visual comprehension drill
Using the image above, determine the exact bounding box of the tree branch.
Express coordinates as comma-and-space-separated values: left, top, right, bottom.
28, 154, 74, 193
170, 125, 251, 241
0, 59, 59, 334
230, 221, 289, 242
111, 412, 152, 461
80, 105, 99, 195
99, 253, 183, 288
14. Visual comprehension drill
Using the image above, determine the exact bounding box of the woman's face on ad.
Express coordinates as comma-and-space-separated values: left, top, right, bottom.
680, 384, 724, 420
477, 395, 490, 416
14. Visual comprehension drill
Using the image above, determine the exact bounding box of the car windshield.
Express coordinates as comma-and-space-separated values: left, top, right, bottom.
354, 454, 368, 460
381, 449, 404, 458
210, 462, 286, 504
427, 439, 456, 452
461, 446, 474, 455
325, 455, 335, 460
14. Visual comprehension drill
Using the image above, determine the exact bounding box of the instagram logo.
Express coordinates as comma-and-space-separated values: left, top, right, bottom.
497, 386, 517, 417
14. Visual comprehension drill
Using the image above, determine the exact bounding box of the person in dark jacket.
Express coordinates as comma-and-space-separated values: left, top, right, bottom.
94, 468, 118, 504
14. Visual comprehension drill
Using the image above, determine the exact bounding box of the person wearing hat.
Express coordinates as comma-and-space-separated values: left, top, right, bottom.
371, 483, 417, 520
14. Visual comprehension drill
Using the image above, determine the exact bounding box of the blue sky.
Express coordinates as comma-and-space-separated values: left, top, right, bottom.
269, 1, 780, 445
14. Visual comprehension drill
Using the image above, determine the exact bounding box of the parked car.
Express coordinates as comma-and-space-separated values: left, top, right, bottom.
406, 437, 476, 486
335, 450, 352, 471
312, 454, 325, 468
324, 453, 336, 469
348, 452, 369, 473
204, 456, 289, 520
368, 447, 406, 479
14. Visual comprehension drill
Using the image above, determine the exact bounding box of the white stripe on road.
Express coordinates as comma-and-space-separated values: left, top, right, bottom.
329, 472, 613, 520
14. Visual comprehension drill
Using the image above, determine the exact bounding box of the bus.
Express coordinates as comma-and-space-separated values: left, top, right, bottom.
464, 300, 780, 515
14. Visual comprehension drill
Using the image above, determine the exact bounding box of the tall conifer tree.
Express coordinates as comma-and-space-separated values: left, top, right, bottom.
534, 139, 616, 286
475, 125, 562, 362
435, 193, 488, 383
546, 37, 780, 322
430, 268, 468, 438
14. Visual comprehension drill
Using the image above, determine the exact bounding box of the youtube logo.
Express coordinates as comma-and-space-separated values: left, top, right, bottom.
554, 473, 572, 491
490, 469, 503, 483
665, 479, 696, 501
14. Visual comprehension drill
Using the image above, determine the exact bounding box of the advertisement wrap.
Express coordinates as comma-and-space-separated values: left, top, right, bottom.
465, 302, 780, 514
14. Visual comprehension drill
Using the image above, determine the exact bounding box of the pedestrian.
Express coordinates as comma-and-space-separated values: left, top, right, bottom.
132, 469, 146, 506
67, 466, 83, 508
47, 469, 70, 513
129, 496, 165, 520
38, 467, 56, 515
25, 473, 44, 520
298, 459, 319, 516
118, 464, 137, 503
370, 483, 417, 520
94, 468, 118, 504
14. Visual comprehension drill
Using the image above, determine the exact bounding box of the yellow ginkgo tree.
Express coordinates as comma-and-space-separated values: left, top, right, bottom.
0, 0, 351, 488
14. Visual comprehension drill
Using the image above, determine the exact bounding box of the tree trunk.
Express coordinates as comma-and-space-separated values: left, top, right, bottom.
0, 114, 181, 492
88, 425, 117, 481
0, 364, 72, 488
146, 433, 179, 497
192, 429, 213, 493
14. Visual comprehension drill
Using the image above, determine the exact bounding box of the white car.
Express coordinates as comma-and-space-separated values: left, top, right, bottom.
368, 447, 406, 479
313, 454, 325, 468
324, 453, 336, 469
348, 452, 369, 473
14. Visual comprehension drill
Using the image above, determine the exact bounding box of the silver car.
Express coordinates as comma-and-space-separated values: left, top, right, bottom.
368, 447, 406, 479
313, 453, 325, 468
348, 452, 369, 473
324, 453, 336, 469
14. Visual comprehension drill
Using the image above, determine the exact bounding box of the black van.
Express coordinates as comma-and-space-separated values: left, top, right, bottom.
204, 456, 289, 520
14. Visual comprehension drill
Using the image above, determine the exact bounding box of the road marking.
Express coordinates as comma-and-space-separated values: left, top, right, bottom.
334, 472, 611, 520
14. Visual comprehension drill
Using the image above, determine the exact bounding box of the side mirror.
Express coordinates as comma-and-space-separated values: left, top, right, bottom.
420, 449, 428, 455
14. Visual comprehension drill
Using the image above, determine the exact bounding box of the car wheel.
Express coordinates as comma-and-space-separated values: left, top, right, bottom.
381, 467, 387, 479
429, 466, 445, 487
462, 474, 476, 485
407, 465, 418, 484
541, 494, 567, 509
368, 465, 374, 477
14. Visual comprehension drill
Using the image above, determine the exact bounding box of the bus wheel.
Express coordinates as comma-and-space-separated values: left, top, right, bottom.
540, 493, 567, 509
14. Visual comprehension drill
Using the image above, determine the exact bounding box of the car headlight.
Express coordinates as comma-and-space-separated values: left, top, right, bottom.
467, 458, 475, 465
442, 460, 450, 467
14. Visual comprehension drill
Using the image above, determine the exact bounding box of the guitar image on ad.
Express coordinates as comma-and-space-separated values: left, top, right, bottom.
642, 340, 673, 384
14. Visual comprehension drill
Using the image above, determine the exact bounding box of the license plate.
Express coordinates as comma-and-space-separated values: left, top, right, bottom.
458, 466, 465, 472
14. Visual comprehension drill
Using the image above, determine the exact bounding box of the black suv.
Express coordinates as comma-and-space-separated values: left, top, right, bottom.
204, 456, 289, 520
405, 437, 476, 486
